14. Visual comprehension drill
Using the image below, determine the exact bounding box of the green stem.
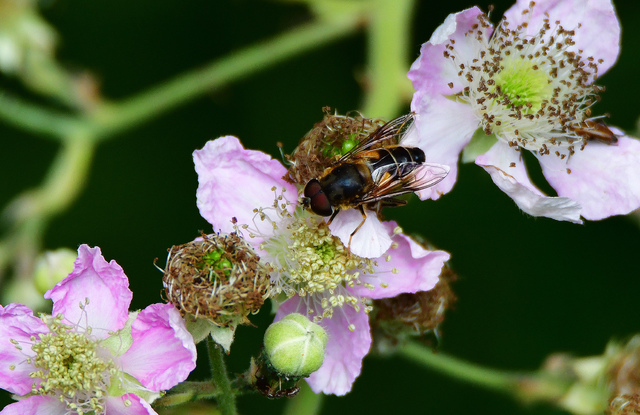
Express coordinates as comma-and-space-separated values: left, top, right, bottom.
361, 0, 415, 118
0, 92, 88, 140
398, 341, 520, 394
2, 137, 95, 224
0, 14, 361, 142
91, 14, 362, 139
207, 337, 238, 415
283, 382, 323, 415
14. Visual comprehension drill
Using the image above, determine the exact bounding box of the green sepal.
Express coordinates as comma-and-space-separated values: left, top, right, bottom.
101, 311, 137, 357
462, 129, 498, 163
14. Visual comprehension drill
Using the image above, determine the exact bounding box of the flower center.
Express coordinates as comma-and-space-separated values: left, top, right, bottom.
492, 56, 553, 113
445, 8, 604, 158
252, 189, 375, 322
29, 315, 114, 414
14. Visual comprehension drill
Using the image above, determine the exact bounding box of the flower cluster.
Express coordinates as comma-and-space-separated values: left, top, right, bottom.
407, 0, 640, 222
0, 245, 197, 415
194, 133, 451, 395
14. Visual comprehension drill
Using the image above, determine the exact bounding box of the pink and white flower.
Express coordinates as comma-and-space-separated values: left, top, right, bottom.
0, 245, 197, 415
196, 135, 399, 259
194, 136, 450, 395
407, 0, 640, 222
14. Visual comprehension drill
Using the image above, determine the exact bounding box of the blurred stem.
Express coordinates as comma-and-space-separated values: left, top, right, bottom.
7, 137, 95, 223
0, 12, 362, 278
0, 137, 95, 281
207, 337, 238, 415
0, 93, 89, 140
0, 13, 362, 142
399, 342, 518, 393
283, 382, 323, 415
361, 0, 414, 118
398, 342, 573, 404
90, 14, 363, 139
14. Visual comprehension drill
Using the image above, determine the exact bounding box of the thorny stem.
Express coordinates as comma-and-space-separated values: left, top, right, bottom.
207, 337, 238, 415
283, 382, 323, 415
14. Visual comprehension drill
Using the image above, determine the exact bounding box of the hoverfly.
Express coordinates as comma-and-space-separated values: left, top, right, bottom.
302, 113, 449, 250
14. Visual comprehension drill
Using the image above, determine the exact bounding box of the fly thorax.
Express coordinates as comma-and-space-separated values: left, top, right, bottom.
445, 7, 604, 159
319, 163, 368, 205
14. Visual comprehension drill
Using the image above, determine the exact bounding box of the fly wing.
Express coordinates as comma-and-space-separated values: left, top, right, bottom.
336, 113, 416, 164
357, 162, 450, 204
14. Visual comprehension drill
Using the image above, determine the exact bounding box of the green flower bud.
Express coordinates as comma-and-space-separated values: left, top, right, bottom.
34, 248, 77, 295
264, 313, 328, 378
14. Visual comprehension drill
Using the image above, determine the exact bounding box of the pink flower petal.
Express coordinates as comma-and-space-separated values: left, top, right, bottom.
275, 297, 371, 396
408, 7, 486, 97
194, 136, 296, 234
406, 97, 479, 201
116, 303, 196, 391
328, 209, 391, 259
476, 142, 582, 222
540, 136, 640, 220
44, 245, 132, 336
407, 8, 485, 200
504, 0, 620, 76
0, 395, 67, 415
351, 225, 450, 299
0, 304, 48, 395
105, 394, 158, 415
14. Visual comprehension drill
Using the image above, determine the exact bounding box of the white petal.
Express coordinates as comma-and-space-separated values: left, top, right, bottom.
476, 142, 582, 223
193, 136, 295, 234
540, 136, 640, 220
406, 96, 479, 200
328, 209, 391, 259
504, 0, 620, 75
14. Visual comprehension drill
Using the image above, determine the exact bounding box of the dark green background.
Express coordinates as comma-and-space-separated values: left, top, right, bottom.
1, 0, 639, 414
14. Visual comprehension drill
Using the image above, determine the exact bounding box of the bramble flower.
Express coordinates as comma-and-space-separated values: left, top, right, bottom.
407, 0, 640, 222
0, 245, 197, 415
194, 128, 408, 260
194, 136, 450, 395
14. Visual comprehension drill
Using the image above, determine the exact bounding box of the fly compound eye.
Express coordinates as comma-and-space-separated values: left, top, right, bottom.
303, 179, 333, 217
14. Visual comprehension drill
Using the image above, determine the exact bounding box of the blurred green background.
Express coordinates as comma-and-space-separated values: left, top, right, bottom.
1, 0, 639, 414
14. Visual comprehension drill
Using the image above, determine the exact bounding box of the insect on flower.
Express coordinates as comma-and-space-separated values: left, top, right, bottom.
570, 120, 619, 146
302, 113, 449, 249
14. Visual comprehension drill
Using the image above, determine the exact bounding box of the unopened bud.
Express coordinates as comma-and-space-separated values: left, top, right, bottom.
264, 313, 327, 378
34, 248, 77, 295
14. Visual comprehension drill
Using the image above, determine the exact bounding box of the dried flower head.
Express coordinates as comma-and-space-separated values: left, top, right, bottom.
162, 232, 271, 327
373, 262, 457, 345
283, 107, 385, 186
606, 336, 640, 408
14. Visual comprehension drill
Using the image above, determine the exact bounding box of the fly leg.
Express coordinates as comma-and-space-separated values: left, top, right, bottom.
347, 205, 368, 253
326, 208, 340, 226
